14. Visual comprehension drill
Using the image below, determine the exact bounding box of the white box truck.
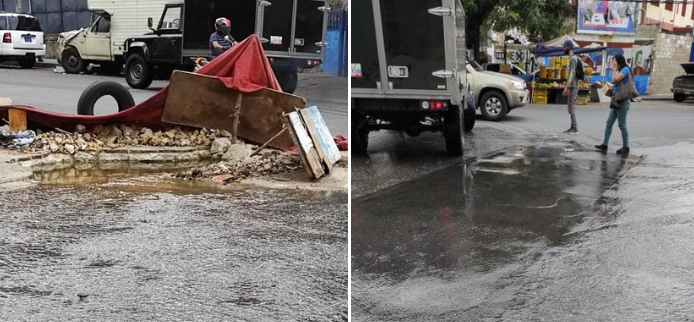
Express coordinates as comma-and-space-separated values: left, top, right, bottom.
57, 0, 166, 74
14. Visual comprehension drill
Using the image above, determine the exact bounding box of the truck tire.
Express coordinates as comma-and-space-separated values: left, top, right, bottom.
276, 69, 298, 94
62, 48, 86, 74
18, 58, 35, 69
674, 93, 687, 102
352, 112, 369, 154
464, 95, 476, 132
77, 81, 135, 115
444, 105, 464, 156
125, 54, 154, 89
479, 91, 508, 122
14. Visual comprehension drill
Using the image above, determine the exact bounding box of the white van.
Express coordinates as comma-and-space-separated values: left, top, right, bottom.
0, 12, 46, 69
58, 0, 166, 74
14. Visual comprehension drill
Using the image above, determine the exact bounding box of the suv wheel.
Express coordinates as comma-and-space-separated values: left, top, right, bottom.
479, 91, 508, 121
125, 54, 154, 89
444, 105, 464, 156
18, 58, 35, 69
62, 48, 85, 74
674, 93, 687, 102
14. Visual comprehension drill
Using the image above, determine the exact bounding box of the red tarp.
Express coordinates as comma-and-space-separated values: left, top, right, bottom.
0, 35, 281, 131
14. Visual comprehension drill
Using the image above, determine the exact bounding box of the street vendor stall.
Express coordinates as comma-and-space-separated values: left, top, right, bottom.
530, 42, 606, 104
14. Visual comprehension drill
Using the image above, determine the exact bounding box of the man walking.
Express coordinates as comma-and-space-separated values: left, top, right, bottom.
562, 39, 580, 134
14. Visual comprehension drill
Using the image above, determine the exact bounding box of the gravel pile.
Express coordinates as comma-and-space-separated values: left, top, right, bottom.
174, 141, 303, 182
27, 124, 231, 154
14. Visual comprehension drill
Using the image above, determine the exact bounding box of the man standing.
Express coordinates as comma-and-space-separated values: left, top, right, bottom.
562, 39, 580, 134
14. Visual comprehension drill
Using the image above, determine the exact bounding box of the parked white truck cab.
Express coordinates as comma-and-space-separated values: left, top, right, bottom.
57, 0, 166, 74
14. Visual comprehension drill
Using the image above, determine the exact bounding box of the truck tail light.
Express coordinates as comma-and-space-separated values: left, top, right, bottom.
422, 100, 448, 110
2, 33, 10, 43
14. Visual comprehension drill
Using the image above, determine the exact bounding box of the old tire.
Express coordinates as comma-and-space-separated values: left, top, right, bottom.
18, 58, 35, 69
62, 48, 85, 74
444, 105, 464, 156
479, 91, 508, 122
674, 93, 687, 102
352, 112, 369, 154
125, 54, 153, 89
77, 81, 135, 115
277, 69, 298, 94
464, 96, 476, 132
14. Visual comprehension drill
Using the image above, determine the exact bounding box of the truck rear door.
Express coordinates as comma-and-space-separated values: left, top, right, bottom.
257, 0, 327, 61
352, 0, 459, 99
8, 15, 44, 52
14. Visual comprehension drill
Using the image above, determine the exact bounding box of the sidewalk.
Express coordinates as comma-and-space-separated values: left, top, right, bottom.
639, 94, 673, 101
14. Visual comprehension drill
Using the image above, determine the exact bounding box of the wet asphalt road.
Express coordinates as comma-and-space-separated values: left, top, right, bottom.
352, 100, 694, 321
0, 65, 348, 136
0, 180, 347, 321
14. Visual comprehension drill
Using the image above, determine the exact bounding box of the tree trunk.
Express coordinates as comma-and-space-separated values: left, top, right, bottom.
466, 15, 483, 62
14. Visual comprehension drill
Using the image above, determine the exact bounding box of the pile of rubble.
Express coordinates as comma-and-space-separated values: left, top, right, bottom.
174, 142, 303, 182
26, 124, 229, 154
14, 124, 304, 183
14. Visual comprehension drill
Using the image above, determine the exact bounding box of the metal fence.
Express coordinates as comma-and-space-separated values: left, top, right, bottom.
0, 0, 92, 34
324, 9, 347, 77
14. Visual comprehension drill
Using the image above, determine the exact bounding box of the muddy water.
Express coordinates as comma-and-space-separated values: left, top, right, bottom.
351, 143, 641, 321
0, 179, 348, 321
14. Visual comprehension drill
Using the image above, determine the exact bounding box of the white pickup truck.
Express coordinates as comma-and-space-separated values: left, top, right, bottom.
57, 0, 166, 75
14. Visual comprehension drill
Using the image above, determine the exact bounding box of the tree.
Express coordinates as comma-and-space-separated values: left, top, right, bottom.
463, 0, 573, 60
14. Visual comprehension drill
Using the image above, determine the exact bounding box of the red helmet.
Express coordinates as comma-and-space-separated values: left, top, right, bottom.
215, 17, 231, 35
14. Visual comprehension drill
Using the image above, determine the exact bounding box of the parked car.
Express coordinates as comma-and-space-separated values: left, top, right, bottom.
0, 12, 45, 68
466, 60, 529, 121
485, 62, 538, 83
672, 62, 694, 102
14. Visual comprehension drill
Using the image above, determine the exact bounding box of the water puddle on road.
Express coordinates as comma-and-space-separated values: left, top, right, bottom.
351, 142, 643, 318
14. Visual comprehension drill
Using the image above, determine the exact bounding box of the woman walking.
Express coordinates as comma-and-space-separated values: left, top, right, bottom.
595, 54, 631, 154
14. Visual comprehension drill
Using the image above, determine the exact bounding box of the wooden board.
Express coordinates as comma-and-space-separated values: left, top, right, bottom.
8, 108, 27, 132
299, 106, 342, 173
163, 71, 306, 149
284, 111, 325, 180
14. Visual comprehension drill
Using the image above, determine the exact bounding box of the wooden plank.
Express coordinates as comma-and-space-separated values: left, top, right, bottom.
299, 108, 331, 172
163, 71, 307, 149
283, 112, 325, 180
8, 108, 27, 132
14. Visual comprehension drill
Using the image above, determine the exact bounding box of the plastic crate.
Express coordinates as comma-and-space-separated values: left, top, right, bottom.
577, 96, 589, 105
533, 88, 548, 97
532, 94, 547, 104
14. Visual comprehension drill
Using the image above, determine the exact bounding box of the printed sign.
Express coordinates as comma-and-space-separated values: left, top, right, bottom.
577, 0, 636, 35
287, 112, 314, 153
303, 106, 341, 165
270, 36, 283, 45
351, 63, 363, 78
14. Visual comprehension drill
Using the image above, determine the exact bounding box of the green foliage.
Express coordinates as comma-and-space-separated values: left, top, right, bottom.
461, 0, 573, 56
487, 0, 573, 42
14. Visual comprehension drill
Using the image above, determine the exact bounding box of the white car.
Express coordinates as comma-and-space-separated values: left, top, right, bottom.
0, 13, 45, 69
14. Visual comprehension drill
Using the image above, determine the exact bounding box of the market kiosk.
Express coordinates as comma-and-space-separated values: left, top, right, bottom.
530, 44, 606, 105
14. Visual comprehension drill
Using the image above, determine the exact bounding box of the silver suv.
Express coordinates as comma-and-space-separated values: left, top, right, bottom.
466, 60, 529, 121
0, 13, 45, 69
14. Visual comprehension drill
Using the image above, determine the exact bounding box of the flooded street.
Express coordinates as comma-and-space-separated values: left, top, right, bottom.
351, 101, 694, 321
352, 142, 641, 321
0, 180, 347, 321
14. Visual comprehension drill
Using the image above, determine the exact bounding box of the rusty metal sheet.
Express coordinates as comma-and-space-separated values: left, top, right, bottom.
163, 71, 306, 149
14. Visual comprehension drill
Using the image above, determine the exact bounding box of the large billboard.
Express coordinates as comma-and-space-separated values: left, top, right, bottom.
577, 0, 636, 35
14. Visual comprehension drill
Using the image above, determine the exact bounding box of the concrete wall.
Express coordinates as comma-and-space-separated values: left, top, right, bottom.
651, 33, 692, 95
